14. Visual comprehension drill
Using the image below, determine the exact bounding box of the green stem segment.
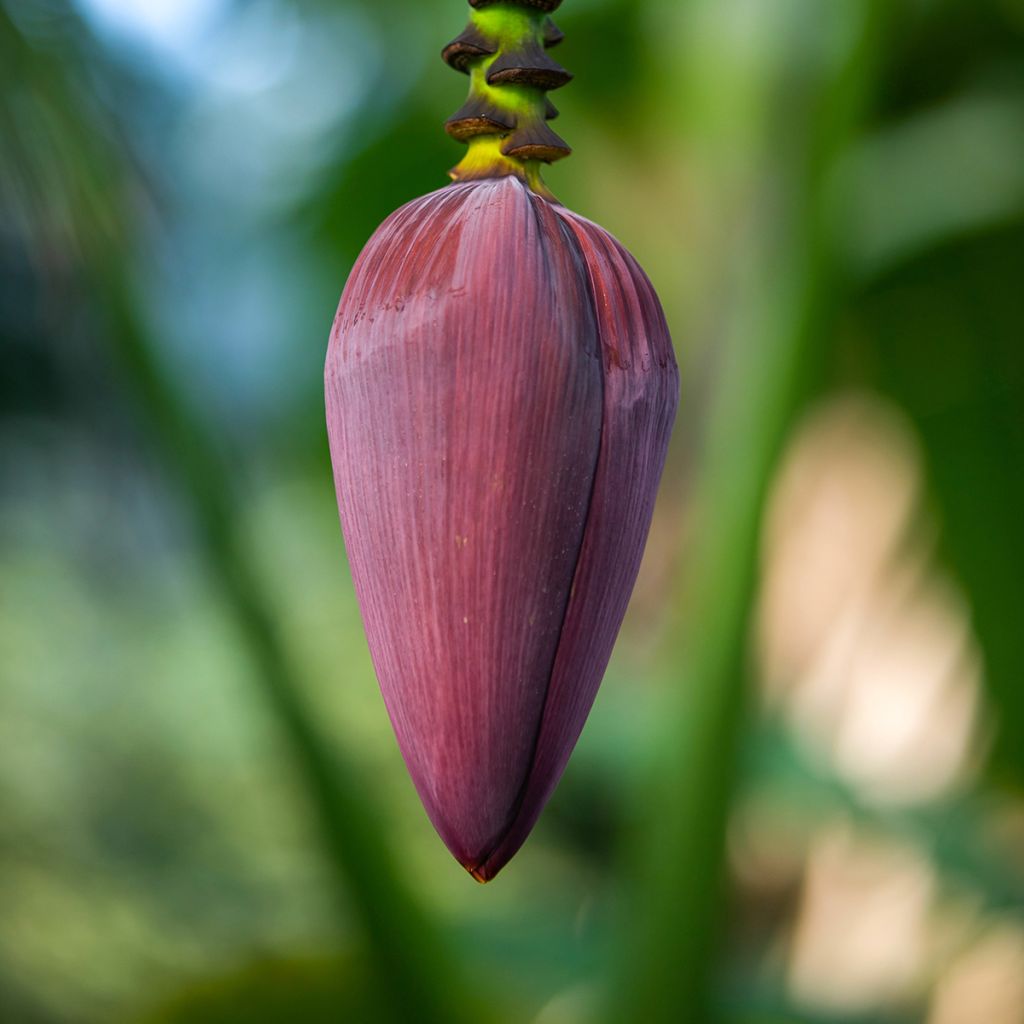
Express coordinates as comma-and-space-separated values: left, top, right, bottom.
607, 2, 895, 1021
443, 0, 571, 194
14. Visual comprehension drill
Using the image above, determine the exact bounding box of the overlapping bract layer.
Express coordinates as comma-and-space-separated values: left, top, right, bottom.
325, 177, 678, 879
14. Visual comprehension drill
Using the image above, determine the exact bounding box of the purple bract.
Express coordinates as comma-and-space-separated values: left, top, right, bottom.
326, 176, 677, 880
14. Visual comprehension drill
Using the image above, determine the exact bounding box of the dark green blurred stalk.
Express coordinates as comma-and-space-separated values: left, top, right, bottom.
97, 269, 480, 1024
0, 7, 478, 1022
608, 3, 893, 1021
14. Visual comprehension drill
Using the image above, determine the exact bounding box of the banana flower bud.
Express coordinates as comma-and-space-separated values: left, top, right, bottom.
325, 0, 678, 881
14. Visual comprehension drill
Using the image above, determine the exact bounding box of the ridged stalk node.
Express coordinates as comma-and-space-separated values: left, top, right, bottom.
443, 0, 570, 194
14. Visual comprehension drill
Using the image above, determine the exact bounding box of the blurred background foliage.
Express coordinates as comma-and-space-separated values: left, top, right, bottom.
2, 0, 1023, 1021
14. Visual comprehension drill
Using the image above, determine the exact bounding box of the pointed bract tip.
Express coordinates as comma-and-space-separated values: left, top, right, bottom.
466, 864, 492, 884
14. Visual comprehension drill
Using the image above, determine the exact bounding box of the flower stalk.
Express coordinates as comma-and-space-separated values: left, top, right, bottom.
443, 0, 570, 194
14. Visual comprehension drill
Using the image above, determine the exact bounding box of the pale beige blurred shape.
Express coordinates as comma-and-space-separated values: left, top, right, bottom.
758, 393, 986, 806
760, 394, 919, 691
928, 923, 1024, 1024
829, 580, 982, 803
757, 393, 997, 1016
788, 823, 934, 1013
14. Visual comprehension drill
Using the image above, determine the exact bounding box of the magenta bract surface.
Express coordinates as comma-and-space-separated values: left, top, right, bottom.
325, 177, 678, 880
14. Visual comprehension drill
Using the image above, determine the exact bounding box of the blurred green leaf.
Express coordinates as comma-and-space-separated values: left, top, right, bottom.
136, 952, 387, 1024
854, 222, 1024, 786
609, 2, 898, 1020
0, 7, 483, 1023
